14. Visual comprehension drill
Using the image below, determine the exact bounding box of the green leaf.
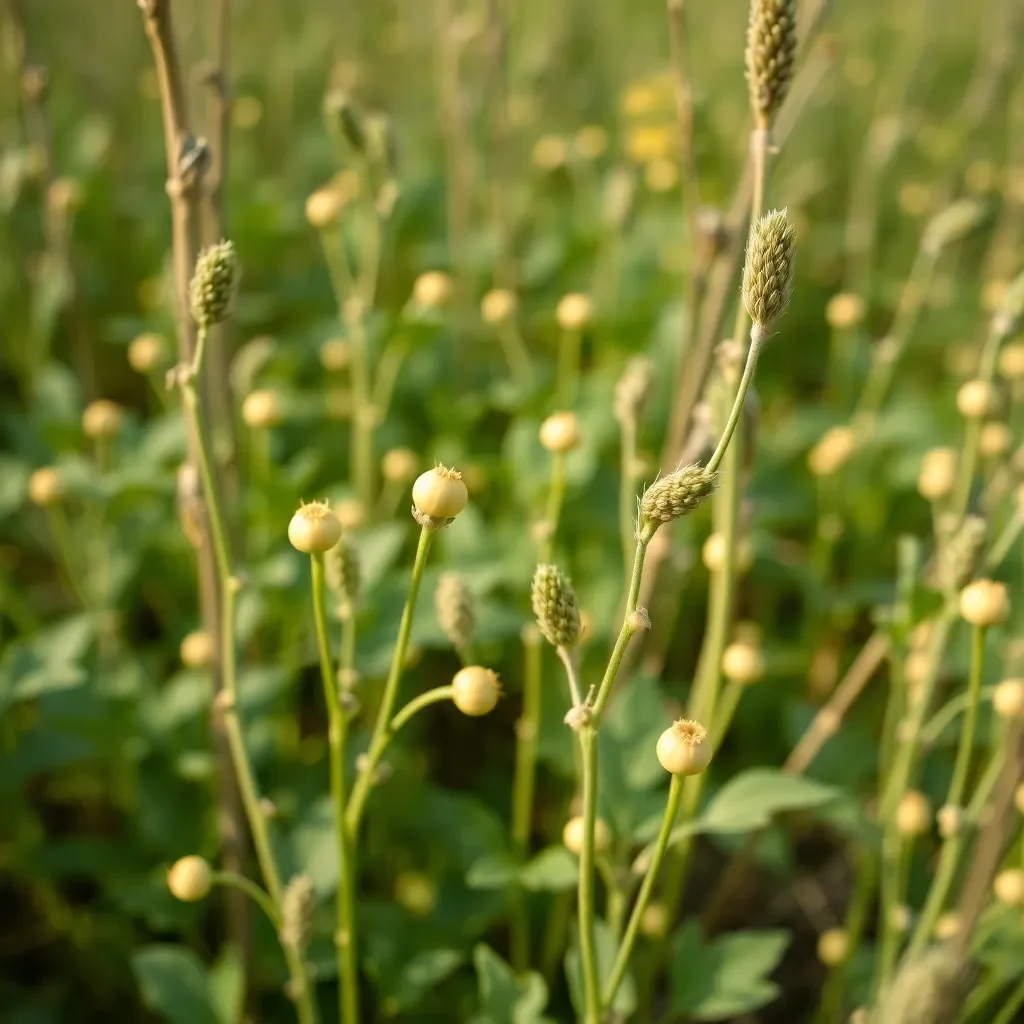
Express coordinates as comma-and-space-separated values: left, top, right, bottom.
520, 846, 577, 892
0, 456, 29, 517
670, 920, 789, 1019
473, 944, 550, 1024
383, 948, 464, 1014
466, 852, 520, 890
565, 918, 636, 1017
207, 945, 245, 1024
132, 945, 219, 1024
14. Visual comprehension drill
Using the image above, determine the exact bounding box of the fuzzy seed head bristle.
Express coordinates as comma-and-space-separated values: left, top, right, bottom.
435, 571, 475, 649
279, 875, 316, 952
531, 564, 581, 648
189, 240, 239, 328
325, 533, 361, 604
745, 0, 798, 125
742, 208, 797, 329
671, 719, 707, 744
639, 465, 716, 535
874, 945, 964, 1024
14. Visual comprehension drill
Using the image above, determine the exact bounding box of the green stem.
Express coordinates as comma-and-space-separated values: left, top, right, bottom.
875, 828, 909, 992
987, 512, 1024, 570
497, 322, 533, 384
390, 686, 454, 733
991, 977, 1024, 1024
577, 727, 601, 1024
619, 417, 638, 573
311, 555, 358, 1024
540, 452, 566, 563
705, 332, 762, 476
604, 775, 682, 1008
345, 526, 433, 834
45, 505, 90, 608
212, 870, 281, 928
557, 328, 583, 408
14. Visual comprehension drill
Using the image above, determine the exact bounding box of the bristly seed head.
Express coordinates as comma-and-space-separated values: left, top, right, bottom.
325, 532, 361, 606
279, 874, 316, 953
531, 564, 581, 649
745, 0, 798, 126
189, 240, 239, 328
639, 464, 716, 539
435, 571, 475, 650
742, 208, 797, 331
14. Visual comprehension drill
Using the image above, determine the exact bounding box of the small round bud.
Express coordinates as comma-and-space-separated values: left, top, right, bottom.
816, 929, 849, 967
436, 572, 475, 650
742, 208, 797, 330
979, 422, 1011, 458
917, 448, 957, 502
889, 905, 911, 935
656, 719, 712, 776
305, 186, 344, 228
280, 874, 316, 951
28, 467, 65, 507
994, 868, 1024, 907
562, 815, 611, 856
167, 855, 212, 902
82, 399, 124, 441
895, 790, 931, 837
956, 379, 995, 419
189, 240, 238, 328
640, 901, 669, 939
394, 871, 437, 917
825, 293, 865, 329
288, 501, 342, 554
532, 134, 568, 171
539, 411, 581, 454
320, 337, 351, 372
702, 532, 754, 574
959, 578, 1010, 627
413, 270, 453, 310
382, 447, 419, 484
645, 157, 679, 193
128, 333, 168, 374
531, 564, 581, 648
721, 640, 765, 685
998, 343, 1024, 381
412, 465, 468, 520
180, 629, 213, 669
335, 499, 365, 532
936, 804, 963, 838
934, 912, 961, 940
241, 389, 284, 428
481, 288, 517, 324
808, 426, 857, 477
639, 465, 716, 536
48, 176, 82, 217
993, 679, 1024, 719
556, 293, 593, 332
451, 666, 500, 716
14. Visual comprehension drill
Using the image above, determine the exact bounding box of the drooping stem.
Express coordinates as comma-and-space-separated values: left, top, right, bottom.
212, 870, 280, 928
541, 452, 567, 563
705, 330, 763, 476
577, 727, 602, 1023
390, 686, 455, 734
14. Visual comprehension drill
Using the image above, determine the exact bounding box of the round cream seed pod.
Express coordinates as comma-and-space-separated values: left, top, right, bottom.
998, 343, 1024, 381
959, 578, 1010, 627
936, 804, 963, 838
993, 679, 1024, 719
288, 501, 342, 555
412, 465, 468, 520
394, 871, 437, 917
640, 901, 669, 939
656, 719, 712, 777
888, 905, 911, 935
180, 629, 213, 669
556, 293, 593, 332
167, 855, 213, 902
539, 411, 581, 454
413, 270, 453, 310
808, 426, 858, 477
917, 447, 958, 502
82, 399, 125, 441
305, 185, 344, 229
532, 134, 568, 171
28, 466, 66, 507
994, 868, 1024, 907
335, 498, 365, 532
702, 533, 754, 574
241, 389, 285, 428
382, 447, 419, 484
320, 337, 351, 372
979, 422, 1012, 458
934, 912, 961, 940
825, 293, 865, 330
451, 666, 501, 716
480, 288, 517, 325
956, 379, 995, 419
895, 790, 932, 837
562, 815, 612, 856
816, 929, 849, 967
127, 332, 168, 374
721, 640, 765, 685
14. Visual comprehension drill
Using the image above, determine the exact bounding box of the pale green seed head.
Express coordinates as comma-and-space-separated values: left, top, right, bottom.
531, 564, 581, 648
742, 208, 797, 330
189, 240, 238, 328
745, 0, 798, 125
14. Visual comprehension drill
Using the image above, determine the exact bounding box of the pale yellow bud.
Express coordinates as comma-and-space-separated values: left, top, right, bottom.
917, 447, 958, 502
816, 929, 849, 967
721, 640, 765, 685
413, 271, 453, 310
556, 293, 593, 332
574, 125, 609, 161
242, 389, 284, 428
180, 629, 214, 669
28, 467, 65, 507
979, 422, 1011, 458
335, 499, 366, 532
956, 379, 995, 419
412, 465, 468, 520
382, 447, 419, 484
288, 501, 342, 555
128, 333, 167, 374
808, 426, 858, 477
702, 533, 754, 574
480, 288, 517, 325
656, 719, 712, 776
936, 804, 963, 838
394, 871, 437, 917
167, 855, 213, 902
639, 901, 669, 939
532, 134, 568, 171
320, 338, 351, 372
895, 790, 931, 836
998, 343, 1024, 381
562, 815, 611, 855
825, 293, 865, 329
994, 868, 1024, 907
451, 666, 501, 716
82, 399, 125, 441
539, 411, 581, 454
993, 679, 1024, 719
934, 912, 961, 940
959, 578, 1010, 627
305, 186, 344, 228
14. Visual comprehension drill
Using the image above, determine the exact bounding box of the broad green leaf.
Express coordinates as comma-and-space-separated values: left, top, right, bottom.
520, 846, 577, 892
132, 945, 218, 1024
466, 852, 520, 890
382, 948, 464, 1015
671, 920, 789, 1019
207, 945, 245, 1024
473, 944, 550, 1024
0, 456, 29, 517
565, 918, 636, 1017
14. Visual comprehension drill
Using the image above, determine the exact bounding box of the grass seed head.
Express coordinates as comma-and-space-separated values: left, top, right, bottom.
189, 240, 238, 328
531, 564, 581, 648
745, 0, 798, 126
325, 533, 361, 606
639, 465, 716, 538
436, 571, 475, 650
742, 208, 797, 332
279, 874, 316, 952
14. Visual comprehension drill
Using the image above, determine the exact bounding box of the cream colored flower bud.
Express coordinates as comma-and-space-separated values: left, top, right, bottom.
721, 640, 765, 685
556, 293, 593, 331
451, 666, 501, 716
936, 804, 963, 838
917, 447, 957, 502
639, 465, 716, 536
640, 901, 669, 939
288, 500, 342, 554
956, 379, 995, 419
394, 871, 437, 917
28, 466, 65, 507
702, 532, 754, 574
999, 343, 1024, 381
994, 868, 1024, 907
959, 578, 1009, 627
994, 679, 1024, 719
413, 270, 453, 310
412, 465, 468, 520
48, 176, 82, 216
808, 426, 858, 477
934, 912, 961, 940
280, 874, 316, 952
320, 337, 351, 372
382, 447, 419, 484
895, 790, 931, 836
645, 158, 679, 193
816, 929, 849, 967
889, 905, 911, 934
241, 389, 284, 428
656, 719, 712, 776
539, 411, 581, 454
481, 288, 517, 324
532, 134, 568, 171
979, 422, 1011, 458
180, 629, 213, 669
82, 399, 125, 440
825, 293, 865, 329
562, 815, 611, 855
128, 333, 167, 374
305, 186, 344, 228
167, 855, 213, 902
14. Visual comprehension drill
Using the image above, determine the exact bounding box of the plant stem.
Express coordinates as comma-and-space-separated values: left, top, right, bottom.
346, 525, 433, 834
987, 511, 1024, 570
212, 870, 280, 928
541, 452, 567, 563
577, 726, 601, 1024
557, 328, 583, 408
705, 331, 762, 476
604, 775, 682, 1008
310, 554, 358, 1024
390, 686, 454, 733
620, 416, 638, 573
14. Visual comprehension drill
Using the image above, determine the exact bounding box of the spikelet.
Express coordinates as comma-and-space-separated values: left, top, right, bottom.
435, 571, 475, 650
639, 465, 717, 539
874, 946, 965, 1024
325, 533, 361, 607
613, 357, 655, 425
742, 208, 797, 334
279, 874, 316, 952
531, 564, 581, 648
189, 240, 239, 327
935, 515, 986, 592
745, 0, 798, 126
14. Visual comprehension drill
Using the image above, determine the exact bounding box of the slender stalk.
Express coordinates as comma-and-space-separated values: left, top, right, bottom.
44, 505, 90, 608
390, 686, 454, 733
577, 727, 601, 1024
496, 322, 532, 383
557, 328, 583, 408
604, 775, 683, 1008
987, 511, 1024, 569
310, 555, 357, 1024
212, 870, 280, 928
541, 452, 567, 563
619, 417, 638, 572
993, 978, 1024, 1024
346, 526, 434, 834
705, 332, 762, 476
874, 827, 909, 992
